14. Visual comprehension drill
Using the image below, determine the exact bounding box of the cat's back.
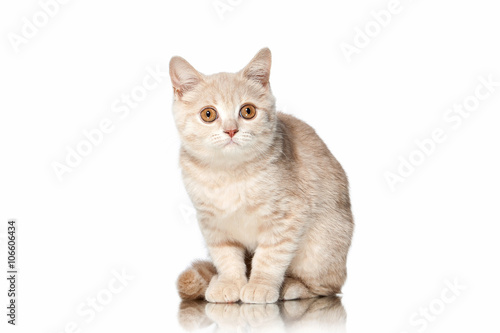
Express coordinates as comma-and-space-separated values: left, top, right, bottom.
277, 112, 340, 167
276, 111, 349, 197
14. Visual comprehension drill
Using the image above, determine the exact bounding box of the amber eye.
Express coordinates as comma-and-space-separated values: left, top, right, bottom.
240, 104, 256, 120
200, 107, 217, 122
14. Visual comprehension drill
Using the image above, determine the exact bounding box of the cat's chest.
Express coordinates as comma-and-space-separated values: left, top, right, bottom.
196, 174, 256, 215
184, 168, 274, 249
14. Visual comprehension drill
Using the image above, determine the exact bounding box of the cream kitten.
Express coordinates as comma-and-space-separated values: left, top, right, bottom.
170, 48, 353, 304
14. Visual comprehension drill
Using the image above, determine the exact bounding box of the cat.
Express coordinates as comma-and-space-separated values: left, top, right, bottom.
169, 48, 353, 304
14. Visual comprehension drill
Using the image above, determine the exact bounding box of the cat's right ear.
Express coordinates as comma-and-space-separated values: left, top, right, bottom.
169, 56, 202, 99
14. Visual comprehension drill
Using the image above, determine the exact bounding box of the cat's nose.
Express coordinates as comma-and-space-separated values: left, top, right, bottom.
224, 129, 239, 138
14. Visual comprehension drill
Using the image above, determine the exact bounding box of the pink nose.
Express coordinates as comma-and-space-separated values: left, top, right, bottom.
224, 129, 239, 138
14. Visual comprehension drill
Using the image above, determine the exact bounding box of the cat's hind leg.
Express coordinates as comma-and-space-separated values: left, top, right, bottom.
177, 260, 217, 300
280, 276, 316, 300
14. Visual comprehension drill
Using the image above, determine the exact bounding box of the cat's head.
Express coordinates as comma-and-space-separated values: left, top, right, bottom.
169, 48, 277, 165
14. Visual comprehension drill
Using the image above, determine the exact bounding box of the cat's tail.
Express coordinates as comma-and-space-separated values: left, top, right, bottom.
177, 260, 217, 300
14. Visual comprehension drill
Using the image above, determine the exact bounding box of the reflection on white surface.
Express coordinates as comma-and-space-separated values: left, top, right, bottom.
178, 296, 346, 332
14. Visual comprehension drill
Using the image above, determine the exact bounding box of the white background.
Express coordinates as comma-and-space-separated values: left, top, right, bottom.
1, 0, 499, 332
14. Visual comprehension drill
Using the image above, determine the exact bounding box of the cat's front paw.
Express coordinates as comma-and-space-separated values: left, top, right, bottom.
205, 275, 246, 303
240, 283, 279, 304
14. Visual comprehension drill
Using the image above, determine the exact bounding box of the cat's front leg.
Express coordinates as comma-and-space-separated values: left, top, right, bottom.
241, 230, 300, 304
205, 241, 247, 303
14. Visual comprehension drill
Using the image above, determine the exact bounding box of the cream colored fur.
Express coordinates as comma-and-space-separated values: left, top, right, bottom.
171, 48, 353, 304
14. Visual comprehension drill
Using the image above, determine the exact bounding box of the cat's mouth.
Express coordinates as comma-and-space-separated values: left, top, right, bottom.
224, 139, 239, 147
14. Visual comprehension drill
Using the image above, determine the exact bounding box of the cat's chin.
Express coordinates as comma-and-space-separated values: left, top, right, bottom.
220, 144, 245, 157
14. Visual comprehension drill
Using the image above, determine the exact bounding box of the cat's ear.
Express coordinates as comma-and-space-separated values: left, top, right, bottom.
169, 56, 203, 99
241, 48, 272, 88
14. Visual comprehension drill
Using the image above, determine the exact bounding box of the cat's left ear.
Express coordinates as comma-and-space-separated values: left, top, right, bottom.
241, 47, 272, 88
169, 56, 203, 99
